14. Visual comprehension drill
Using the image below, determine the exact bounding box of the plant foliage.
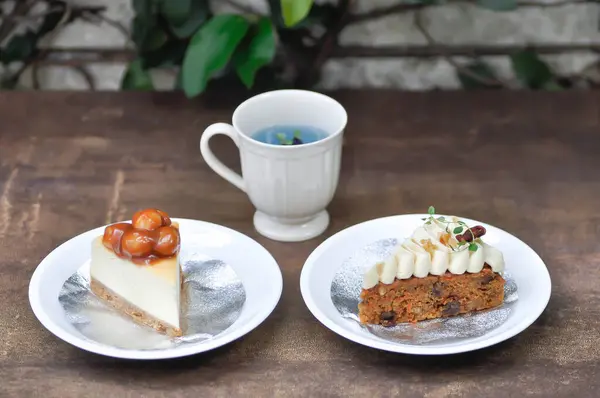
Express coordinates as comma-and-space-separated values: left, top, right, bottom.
0, 0, 568, 93
117, 0, 565, 95
510, 49, 557, 90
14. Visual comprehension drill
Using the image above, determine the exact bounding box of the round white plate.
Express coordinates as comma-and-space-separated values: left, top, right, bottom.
300, 214, 551, 355
29, 218, 283, 360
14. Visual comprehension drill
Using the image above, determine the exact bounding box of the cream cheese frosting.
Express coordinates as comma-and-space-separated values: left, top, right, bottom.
363, 216, 505, 289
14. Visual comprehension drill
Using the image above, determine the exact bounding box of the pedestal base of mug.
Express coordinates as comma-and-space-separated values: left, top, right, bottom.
253, 211, 329, 242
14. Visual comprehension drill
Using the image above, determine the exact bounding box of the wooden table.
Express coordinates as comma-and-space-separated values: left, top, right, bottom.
1, 91, 599, 397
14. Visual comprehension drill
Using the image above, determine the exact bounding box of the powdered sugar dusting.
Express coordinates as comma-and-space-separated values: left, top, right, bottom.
331, 238, 518, 345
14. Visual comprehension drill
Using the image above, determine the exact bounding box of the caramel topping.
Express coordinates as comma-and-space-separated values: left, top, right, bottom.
101, 208, 180, 265
154, 226, 181, 256
132, 208, 171, 230
102, 222, 131, 255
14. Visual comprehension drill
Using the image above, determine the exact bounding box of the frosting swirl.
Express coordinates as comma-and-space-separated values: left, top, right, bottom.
363, 216, 505, 289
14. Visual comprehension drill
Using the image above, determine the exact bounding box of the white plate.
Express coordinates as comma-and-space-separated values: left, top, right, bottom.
300, 214, 551, 355
29, 218, 283, 360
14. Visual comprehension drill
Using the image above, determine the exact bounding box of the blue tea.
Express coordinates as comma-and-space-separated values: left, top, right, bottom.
251, 125, 329, 146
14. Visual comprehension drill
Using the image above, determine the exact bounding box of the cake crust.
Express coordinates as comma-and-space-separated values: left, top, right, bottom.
358, 265, 505, 326
91, 278, 183, 337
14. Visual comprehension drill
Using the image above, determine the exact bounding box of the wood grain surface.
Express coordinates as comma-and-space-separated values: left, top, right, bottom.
0, 91, 599, 398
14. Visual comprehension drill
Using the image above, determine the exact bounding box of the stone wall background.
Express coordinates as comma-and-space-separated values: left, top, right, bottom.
15, 0, 600, 90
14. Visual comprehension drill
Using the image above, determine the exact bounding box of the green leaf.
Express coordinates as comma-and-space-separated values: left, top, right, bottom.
131, 18, 156, 51
453, 226, 463, 234
182, 14, 250, 98
131, 16, 151, 49
276, 133, 290, 145
456, 61, 499, 90
1, 31, 38, 64
121, 59, 154, 90
477, 0, 517, 11
161, 0, 190, 27
428, 206, 435, 215
510, 50, 553, 89
469, 243, 478, 252
288, 3, 337, 29
281, 0, 314, 27
234, 18, 276, 89
166, 0, 209, 38
130, 0, 164, 50
129, 1, 169, 52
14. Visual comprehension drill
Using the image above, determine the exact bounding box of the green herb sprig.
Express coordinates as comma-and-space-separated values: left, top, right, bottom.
275, 130, 303, 145
422, 206, 479, 252
275, 133, 291, 145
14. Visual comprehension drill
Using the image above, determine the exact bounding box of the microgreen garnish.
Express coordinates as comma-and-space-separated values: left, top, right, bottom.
276, 130, 303, 145
423, 206, 480, 252
276, 133, 291, 145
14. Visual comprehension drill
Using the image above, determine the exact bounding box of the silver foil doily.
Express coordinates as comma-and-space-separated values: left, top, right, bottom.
331, 238, 519, 345
59, 248, 246, 350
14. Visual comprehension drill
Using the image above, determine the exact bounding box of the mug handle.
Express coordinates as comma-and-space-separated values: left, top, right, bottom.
200, 123, 245, 192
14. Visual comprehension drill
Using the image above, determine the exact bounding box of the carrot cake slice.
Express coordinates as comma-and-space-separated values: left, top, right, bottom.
358, 207, 505, 326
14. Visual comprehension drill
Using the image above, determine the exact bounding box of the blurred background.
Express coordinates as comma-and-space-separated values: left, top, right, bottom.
0, 0, 598, 95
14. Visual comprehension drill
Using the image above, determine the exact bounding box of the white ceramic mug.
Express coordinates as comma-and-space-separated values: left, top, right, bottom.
200, 89, 348, 242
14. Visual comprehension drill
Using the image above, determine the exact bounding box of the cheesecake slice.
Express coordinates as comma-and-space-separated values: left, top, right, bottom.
90, 209, 183, 336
